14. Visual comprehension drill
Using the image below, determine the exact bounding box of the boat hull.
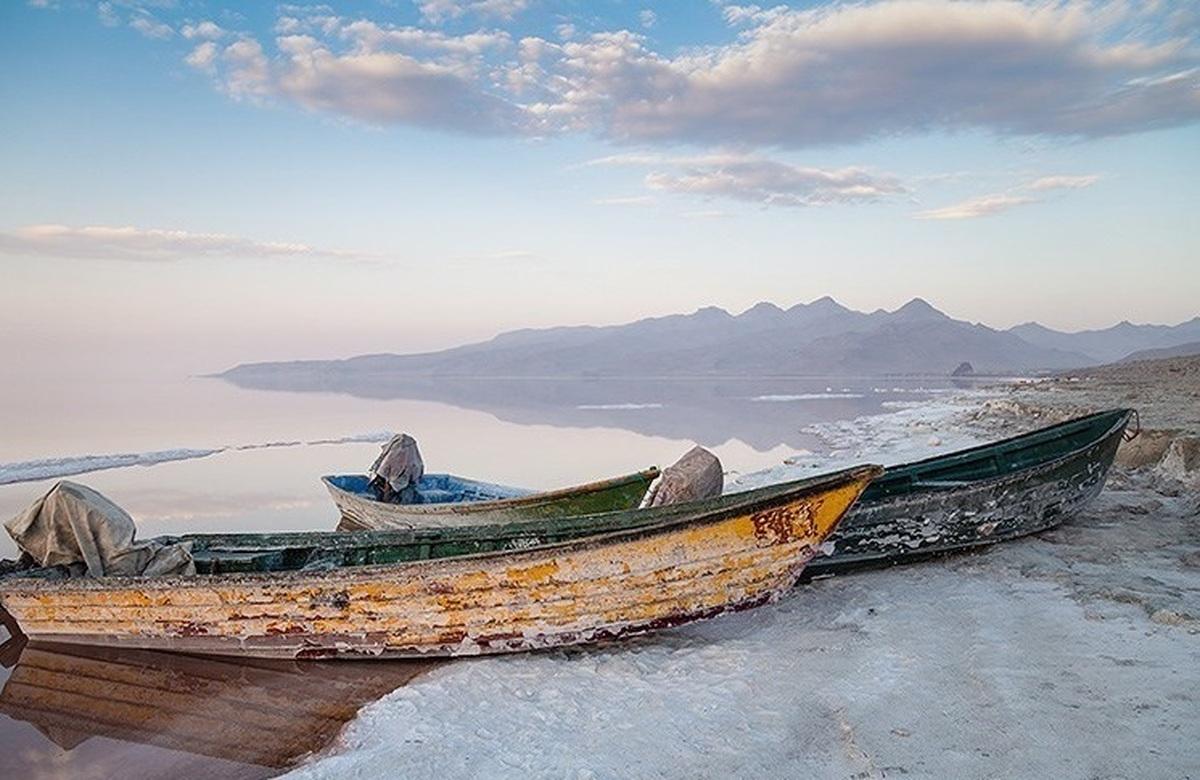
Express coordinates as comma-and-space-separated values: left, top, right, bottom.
327, 469, 659, 531
0, 467, 880, 659
805, 409, 1131, 576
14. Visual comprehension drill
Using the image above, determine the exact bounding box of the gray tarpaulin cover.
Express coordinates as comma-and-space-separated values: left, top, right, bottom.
640, 446, 724, 508
369, 433, 425, 502
4, 481, 194, 577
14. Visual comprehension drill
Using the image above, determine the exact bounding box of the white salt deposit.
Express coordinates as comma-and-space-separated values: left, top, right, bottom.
0, 431, 396, 485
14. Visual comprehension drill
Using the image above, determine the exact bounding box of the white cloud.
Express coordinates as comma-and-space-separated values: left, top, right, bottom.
222, 38, 271, 99
97, 1, 118, 26
184, 41, 218, 71
181, 21, 226, 40
183, 11, 527, 133
0, 224, 365, 262
591, 153, 905, 208
417, 0, 531, 25
719, 4, 787, 26
914, 194, 1036, 220
1028, 174, 1102, 190
639, 10, 657, 29
531, 1, 1200, 146
171, 2, 1199, 144
129, 15, 172, 39
913, 171, 1101, 219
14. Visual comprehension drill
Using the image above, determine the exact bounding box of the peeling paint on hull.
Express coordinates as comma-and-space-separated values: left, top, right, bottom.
0, 468, 881, 659
806, 409, 1131, 577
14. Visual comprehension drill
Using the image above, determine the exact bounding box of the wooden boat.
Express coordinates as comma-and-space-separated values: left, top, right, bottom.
0, 465, 881, 659
324, 468, 660, 531
0, 637, 436, 769
804, 408, 1134, 576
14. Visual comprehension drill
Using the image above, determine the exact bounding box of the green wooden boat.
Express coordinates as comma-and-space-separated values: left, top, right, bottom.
323, 408, 1130, 574
324, 469, 659, 531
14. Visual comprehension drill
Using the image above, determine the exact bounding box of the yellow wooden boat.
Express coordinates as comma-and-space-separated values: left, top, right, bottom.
0, 465, 880, 659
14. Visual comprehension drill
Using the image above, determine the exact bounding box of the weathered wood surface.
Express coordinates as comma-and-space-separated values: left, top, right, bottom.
0, 642, 436, 767
331, 468, 660, 531
805, 408, 1132, 576
0, 466, 880, 659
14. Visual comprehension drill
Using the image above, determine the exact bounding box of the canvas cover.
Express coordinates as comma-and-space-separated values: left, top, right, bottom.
369, 433, 426, 503
640, 446, 724, 508
4, 481, 194, 577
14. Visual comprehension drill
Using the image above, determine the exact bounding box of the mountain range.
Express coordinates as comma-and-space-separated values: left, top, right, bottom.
222, 297, 1200, 382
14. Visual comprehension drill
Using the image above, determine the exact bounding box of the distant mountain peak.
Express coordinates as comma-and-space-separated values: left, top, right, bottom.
693, 305, 732, 319
740, 301, 784, 317
788, 295, 849, 316
892, 297, 947, 320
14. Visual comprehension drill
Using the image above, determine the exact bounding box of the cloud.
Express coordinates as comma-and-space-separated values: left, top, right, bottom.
185, 41, 218, 71
129, 15, 172, 39
639, 10, 657, 29
97, 1, 118, 26
417, 0, 531, 25
1028, 174, 1102, 190
153, 2, 1199, 144
591, 153, 905, 208
531, 0, 1200, 145
181, 21, 226, 40
0, 224, 365, 262
915, 171, 1101, 219
914, 194, 1036, 220
184, 13, 527, 133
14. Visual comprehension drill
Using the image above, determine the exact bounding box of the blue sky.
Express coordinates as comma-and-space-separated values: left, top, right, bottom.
0, 0, 1197, 374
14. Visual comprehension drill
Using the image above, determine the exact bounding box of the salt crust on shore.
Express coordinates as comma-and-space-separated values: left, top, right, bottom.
289, 392, 1199, 780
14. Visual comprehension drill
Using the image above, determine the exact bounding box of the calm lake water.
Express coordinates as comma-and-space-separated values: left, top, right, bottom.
0, 371, 976, 778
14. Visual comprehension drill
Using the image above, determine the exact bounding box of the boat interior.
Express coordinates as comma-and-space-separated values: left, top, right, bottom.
323, 473, 531, 504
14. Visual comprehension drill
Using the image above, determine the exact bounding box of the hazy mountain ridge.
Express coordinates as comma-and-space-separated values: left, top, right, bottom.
1010, 318, 1200, 364
223, 298, 1199, 381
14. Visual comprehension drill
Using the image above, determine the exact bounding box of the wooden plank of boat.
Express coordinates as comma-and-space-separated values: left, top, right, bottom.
803, 408, 1134, 576
326, 468, 660, 531
0, 465, 882, 659
0, 639, 438, 768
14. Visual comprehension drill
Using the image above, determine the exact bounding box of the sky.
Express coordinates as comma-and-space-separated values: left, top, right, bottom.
0, 0, 1198, 376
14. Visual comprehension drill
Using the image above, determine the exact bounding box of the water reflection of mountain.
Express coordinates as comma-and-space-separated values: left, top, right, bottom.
219, 374, 981, 451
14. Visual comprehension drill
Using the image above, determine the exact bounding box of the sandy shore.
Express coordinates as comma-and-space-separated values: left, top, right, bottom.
286, 358, 1199, 780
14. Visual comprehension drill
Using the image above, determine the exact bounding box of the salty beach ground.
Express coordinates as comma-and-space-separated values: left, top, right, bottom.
288, 359, 1199, 780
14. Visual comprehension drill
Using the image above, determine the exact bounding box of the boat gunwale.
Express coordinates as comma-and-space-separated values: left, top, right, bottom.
861, 408, 1132, 503
321, 467, 661, 516
0, 464, 883, 593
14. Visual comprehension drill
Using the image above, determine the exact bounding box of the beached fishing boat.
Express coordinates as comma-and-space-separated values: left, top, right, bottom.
0, 637, 436, 769
804, 408, 1134, 576
325, 469, 660, 531
0, 465, 881, 659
